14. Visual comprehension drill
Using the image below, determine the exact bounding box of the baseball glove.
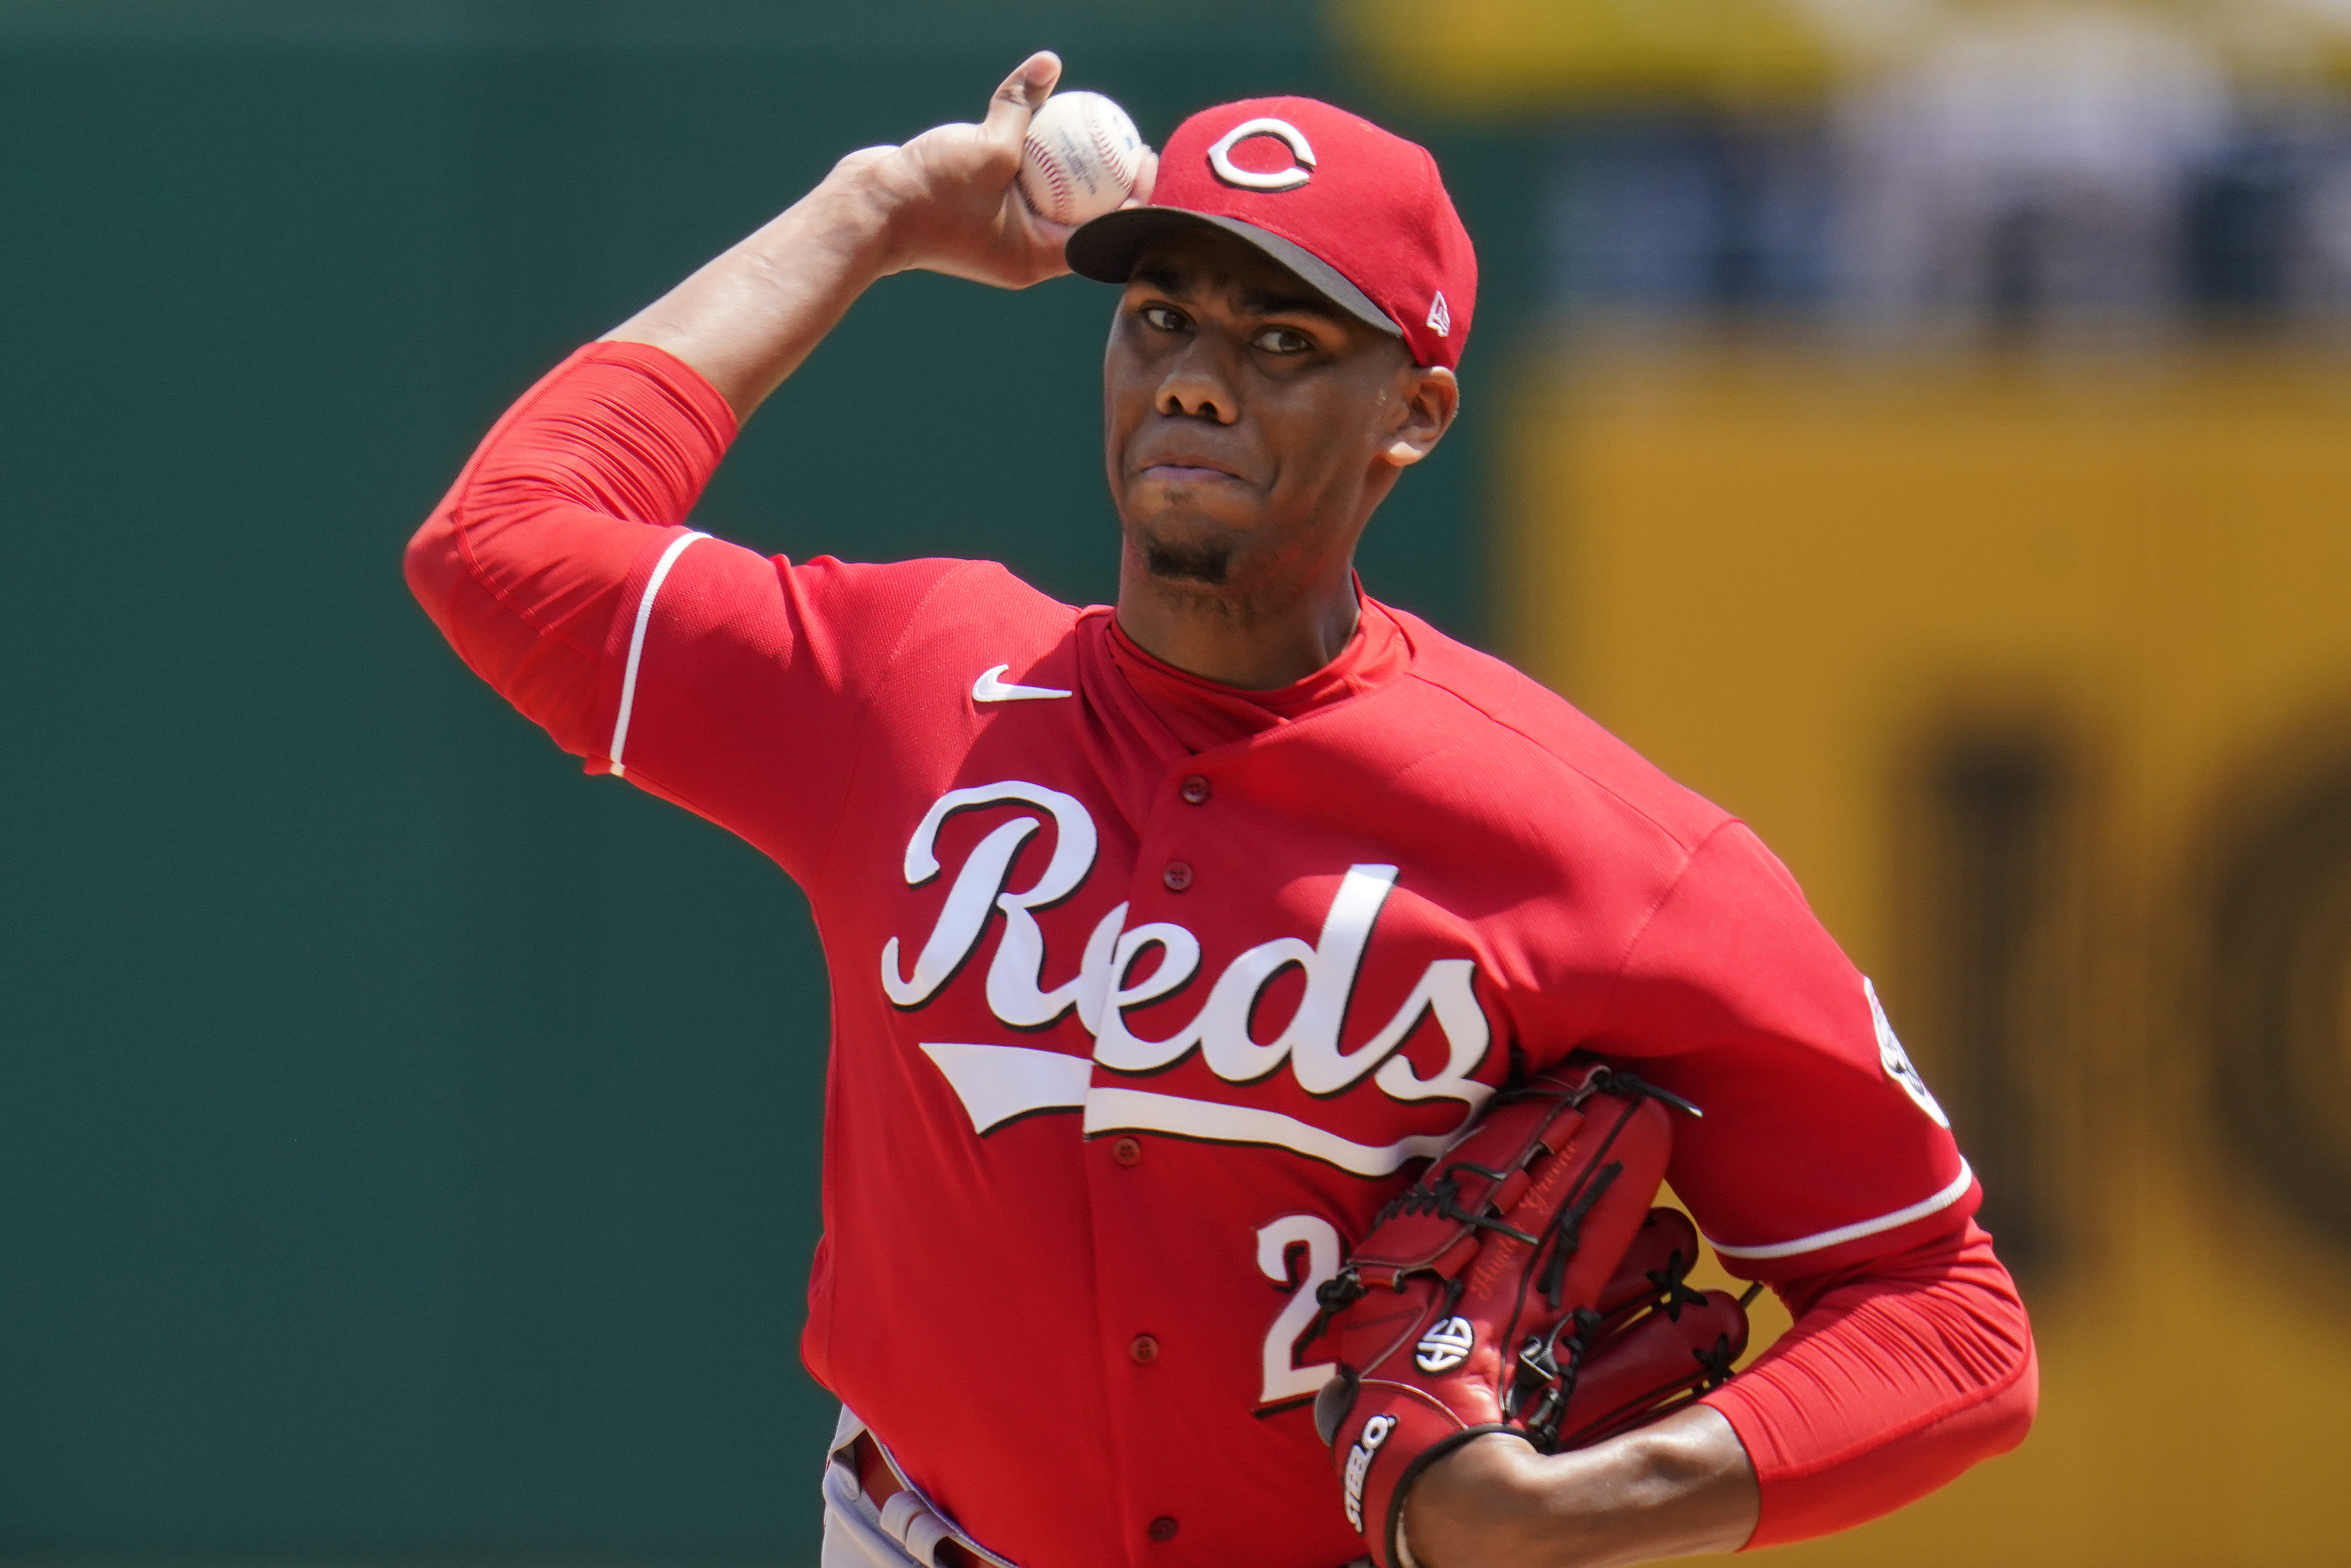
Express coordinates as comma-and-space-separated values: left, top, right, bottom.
1307, 1061, 1752, 1568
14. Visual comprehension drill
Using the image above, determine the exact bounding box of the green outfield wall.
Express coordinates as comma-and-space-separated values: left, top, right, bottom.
0, 4, 1535, 1560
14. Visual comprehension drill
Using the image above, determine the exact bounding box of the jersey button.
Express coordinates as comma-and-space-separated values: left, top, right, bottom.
1112, 1136, 1142, 1166
1180, 774, 1212, 805
1148, 1517, 1179, 1542
1129, 1333, 1160, 1364
1162, 862, 1193, 891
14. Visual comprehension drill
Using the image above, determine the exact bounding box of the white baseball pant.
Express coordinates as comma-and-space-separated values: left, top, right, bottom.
820, 1406, 1015, 1568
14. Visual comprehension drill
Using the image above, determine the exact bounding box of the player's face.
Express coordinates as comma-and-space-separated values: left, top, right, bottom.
1103, 227, 1456, 589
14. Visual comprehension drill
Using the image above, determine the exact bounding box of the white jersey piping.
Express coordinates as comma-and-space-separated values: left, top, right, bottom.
607, 530, 706, 779
1706, 1158, 1975, 1261
1080, 1087, 1476, 1178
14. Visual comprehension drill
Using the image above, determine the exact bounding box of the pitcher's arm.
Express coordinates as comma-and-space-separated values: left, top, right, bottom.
606, 51, 1121, 419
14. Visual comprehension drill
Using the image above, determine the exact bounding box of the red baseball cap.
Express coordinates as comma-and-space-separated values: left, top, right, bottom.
1066, 96, 1478, 370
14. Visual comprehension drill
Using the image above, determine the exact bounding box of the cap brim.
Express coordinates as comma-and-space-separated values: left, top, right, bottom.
1065, 208, 1402, 339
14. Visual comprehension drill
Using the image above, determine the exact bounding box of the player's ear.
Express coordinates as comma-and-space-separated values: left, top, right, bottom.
1380, 365, 1459, 468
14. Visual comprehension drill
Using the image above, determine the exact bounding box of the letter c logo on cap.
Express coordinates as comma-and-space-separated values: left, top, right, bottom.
1208, 117, 1316, 192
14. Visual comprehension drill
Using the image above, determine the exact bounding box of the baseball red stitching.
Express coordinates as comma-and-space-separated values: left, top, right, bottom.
1082, 104, 1130, 193
1023, 131, 1076, 221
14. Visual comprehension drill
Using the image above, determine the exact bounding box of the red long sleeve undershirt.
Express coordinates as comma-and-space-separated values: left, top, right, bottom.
1704, 1218, 2035, 1546
407, 342, 2038, 1550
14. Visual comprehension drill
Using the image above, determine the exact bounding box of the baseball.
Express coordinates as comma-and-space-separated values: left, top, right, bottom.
1018, 90, 1146, 226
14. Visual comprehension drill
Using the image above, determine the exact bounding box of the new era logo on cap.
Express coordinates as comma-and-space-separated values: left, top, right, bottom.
1066, 96, 1479, 371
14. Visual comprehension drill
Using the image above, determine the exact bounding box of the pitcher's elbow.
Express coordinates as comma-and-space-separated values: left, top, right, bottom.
404, 504, 464, 624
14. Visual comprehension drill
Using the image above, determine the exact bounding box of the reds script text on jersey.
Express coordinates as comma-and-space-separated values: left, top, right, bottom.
410, 343, 1978, 1568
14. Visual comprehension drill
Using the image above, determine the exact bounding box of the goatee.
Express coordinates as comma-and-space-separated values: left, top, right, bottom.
1142, 538, 1233, 586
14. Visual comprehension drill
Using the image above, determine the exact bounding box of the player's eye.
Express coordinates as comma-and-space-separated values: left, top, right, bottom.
1140, 304, 1186, 333
1252, 325, 1313, 355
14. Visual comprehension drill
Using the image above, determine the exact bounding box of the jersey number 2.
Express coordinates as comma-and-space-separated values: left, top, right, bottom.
1255, 1214, 1342, 1406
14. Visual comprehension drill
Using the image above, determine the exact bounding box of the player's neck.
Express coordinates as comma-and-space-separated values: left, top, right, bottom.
1112, 553, 1362, 692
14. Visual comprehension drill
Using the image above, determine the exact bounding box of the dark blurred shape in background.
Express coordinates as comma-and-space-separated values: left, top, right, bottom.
1530, 2, 2351, 334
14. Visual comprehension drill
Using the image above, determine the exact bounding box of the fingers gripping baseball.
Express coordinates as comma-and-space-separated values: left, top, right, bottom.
858, 51, 1080, 289
980, 51, 1057, 146
1124, 147, 1161, 209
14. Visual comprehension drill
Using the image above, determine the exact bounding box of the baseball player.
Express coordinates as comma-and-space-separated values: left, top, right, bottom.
408, 54, 2035, 1568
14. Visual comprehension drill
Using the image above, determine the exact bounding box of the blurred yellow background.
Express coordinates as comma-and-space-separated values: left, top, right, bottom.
1515, 343, 2351, 1564
1341, 0, 2351, 107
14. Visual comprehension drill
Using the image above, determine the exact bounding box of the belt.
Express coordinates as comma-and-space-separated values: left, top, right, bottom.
851, 1432, 980, 1568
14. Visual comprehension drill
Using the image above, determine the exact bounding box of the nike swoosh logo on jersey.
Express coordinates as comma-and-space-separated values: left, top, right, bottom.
973, 665, 1072, 703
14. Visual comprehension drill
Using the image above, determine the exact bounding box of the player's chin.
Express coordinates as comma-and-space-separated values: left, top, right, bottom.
1125, 513, 1253, 588
1142, 540, 1234, 586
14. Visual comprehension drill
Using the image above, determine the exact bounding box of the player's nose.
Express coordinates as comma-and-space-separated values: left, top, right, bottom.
1155, 375, 1237, 424
1154, 342, 1239, 424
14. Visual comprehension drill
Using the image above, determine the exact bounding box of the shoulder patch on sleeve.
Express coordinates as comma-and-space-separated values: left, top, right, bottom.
1866, 978, 1950, 1129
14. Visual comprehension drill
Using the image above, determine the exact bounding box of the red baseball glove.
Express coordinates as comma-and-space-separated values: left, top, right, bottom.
1307, 1062, 1751, 1568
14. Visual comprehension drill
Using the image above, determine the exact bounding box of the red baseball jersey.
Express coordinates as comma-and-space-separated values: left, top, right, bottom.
410, 342, 1980, 1568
